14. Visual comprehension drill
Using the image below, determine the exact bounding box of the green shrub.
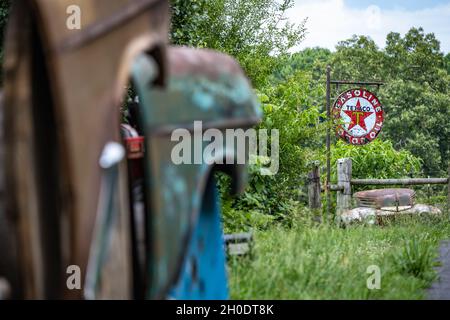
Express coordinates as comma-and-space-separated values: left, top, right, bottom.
331, 139, 422, 180
393, 235, 437, 281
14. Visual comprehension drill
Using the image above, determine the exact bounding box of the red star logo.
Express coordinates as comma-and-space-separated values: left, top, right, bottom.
343, 99, 373, 131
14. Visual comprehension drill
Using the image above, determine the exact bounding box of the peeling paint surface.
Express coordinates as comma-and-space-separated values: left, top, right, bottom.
132, 48, 260, 299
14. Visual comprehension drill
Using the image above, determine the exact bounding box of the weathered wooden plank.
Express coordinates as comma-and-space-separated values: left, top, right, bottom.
308, 163, 321, 210
336, 158, 352, 215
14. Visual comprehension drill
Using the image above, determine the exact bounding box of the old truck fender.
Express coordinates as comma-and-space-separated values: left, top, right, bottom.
131, 47, 261, 299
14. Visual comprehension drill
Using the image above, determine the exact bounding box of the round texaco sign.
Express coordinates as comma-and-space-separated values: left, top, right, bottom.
332, 88, 384, 145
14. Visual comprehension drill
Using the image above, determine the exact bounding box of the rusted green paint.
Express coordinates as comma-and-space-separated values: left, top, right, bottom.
131, 48, 261, 299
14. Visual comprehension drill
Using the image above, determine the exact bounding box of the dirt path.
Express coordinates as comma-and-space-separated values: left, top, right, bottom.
428, 240, 450, 300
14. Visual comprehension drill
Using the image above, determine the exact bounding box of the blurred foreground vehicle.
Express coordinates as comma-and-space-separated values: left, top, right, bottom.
0, 0, 260, 299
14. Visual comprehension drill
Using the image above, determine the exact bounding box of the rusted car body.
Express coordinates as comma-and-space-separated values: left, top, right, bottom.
0, 0, 260, 299
354, 189, 416, 211
132, 48, 260, 299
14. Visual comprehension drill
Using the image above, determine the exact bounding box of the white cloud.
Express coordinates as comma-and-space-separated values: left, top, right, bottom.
288, 0, 450, 53
365, 5, 382, 30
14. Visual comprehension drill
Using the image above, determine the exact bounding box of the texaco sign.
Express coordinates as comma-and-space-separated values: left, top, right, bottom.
332, 88, 384, 145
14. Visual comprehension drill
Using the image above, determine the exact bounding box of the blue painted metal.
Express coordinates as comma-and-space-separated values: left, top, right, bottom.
168, 179, 228, 300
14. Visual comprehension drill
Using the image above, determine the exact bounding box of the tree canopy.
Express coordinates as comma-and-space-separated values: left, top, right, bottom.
170, 0, 306, 87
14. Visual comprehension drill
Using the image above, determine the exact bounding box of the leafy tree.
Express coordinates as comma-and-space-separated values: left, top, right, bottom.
273, 47, 332, 83
221, 70, 327, 230
445, 53, 450, 75
381, 79, 449, 176
331, 139, 422, 181
382, 28, 449, 176
384, 28, 446, 88
170, 0, 314, 229
332, 35, 385, 81
170, 0, 208, 47
170, 0, 306, 87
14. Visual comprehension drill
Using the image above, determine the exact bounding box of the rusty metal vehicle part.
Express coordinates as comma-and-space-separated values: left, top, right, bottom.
131, 48, 261, 299
354, 188, 416, 212
2, 0, 169, 299
341, 204, 442, 225
1, 0, 261, 300
120, 124, 147, 299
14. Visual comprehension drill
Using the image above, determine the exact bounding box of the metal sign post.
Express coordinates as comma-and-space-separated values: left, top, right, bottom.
325, 65, 384, 220
326, 66, 331, 222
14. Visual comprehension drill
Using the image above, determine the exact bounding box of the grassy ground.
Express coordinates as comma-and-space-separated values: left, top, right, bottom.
228, 214, 450, 299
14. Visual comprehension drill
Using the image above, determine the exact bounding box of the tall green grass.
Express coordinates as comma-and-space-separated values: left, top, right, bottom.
228, 215, 450, 299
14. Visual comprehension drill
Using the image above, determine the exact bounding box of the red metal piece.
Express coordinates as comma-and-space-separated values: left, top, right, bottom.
124, 137, 145, 159
333, 88, 384, 145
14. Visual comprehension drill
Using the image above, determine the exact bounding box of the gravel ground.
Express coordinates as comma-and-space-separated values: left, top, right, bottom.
428, 240, 450, 300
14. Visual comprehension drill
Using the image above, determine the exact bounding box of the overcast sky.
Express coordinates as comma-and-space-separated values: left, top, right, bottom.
287, 0, 450, 53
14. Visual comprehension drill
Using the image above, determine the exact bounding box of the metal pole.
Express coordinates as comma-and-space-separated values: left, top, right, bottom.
351, 178, 448, 186
326, 65, 331, 222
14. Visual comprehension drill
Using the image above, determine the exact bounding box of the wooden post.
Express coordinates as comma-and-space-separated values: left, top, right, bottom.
336, 158, 352, 215
308, 162, 321, 210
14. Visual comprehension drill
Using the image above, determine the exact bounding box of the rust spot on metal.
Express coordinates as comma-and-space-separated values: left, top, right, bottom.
168, 47, 246, 81
354, 188, 416, 211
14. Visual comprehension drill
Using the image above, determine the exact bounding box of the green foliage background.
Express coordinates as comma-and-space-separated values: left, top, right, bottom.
170, 0, 306, 87
0, 1, 447, 232
169, 1, 449, 231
